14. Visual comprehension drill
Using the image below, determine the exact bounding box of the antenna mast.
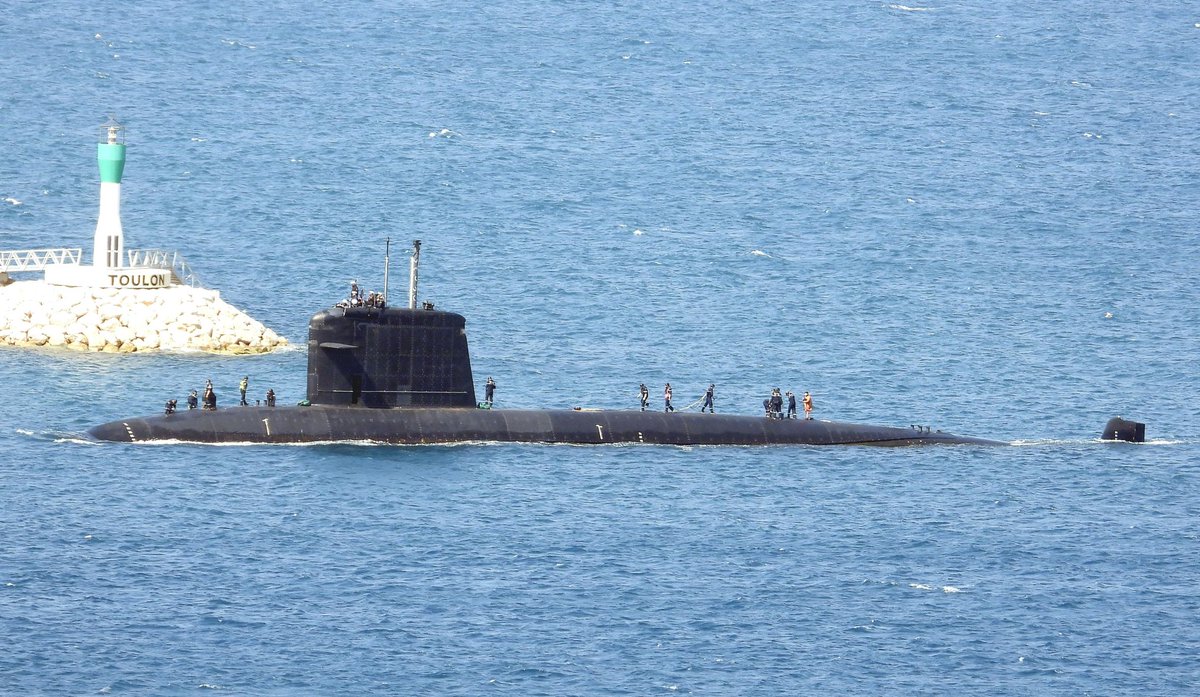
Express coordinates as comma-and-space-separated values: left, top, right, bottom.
382, 237, 391, 305
408, 239, 421, 309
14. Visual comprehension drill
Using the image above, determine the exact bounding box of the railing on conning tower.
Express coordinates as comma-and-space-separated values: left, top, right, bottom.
125, 248, 202, 287
0, 248, 84, 272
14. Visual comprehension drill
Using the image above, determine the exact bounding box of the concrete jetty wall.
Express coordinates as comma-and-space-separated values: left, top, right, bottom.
0, 280, 287, 354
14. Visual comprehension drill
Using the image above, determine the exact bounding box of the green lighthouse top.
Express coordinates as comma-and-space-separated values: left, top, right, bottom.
97, 117, 126, 184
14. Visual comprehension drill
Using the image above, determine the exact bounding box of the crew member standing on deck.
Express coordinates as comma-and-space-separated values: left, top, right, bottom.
265, 389, 276, 407
639, 383, 649, 411
239, 376, 249, 406
485, 377, 496, 406
701, 384, 715, 413
803, 391, 813, 420
664, 383, 674, 412
770, 388, 783, 419
187, 390, 198, 410
786, 390, 797, 419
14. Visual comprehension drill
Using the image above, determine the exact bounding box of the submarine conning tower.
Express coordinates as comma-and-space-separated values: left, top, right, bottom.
306, 304, 477, 408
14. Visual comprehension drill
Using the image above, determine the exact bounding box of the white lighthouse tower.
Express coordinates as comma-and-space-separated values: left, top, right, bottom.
44, 118, 175, 289
94, 117, 126, 269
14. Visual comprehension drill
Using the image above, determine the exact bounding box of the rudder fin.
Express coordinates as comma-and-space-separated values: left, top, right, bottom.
1102, 417, 1145, 443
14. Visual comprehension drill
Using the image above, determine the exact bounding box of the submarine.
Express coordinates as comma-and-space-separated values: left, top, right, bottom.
89, 242, 1145, 447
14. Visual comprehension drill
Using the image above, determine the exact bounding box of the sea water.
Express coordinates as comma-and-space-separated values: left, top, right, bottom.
1, 2, 1198, 694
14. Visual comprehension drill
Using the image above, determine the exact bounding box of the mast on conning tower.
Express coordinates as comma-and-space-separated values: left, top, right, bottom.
382, 237, 391, 305
408, 239, 421, 309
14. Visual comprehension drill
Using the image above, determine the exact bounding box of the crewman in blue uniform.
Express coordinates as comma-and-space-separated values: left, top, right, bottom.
770, 388, 783, 419
664, 383, 674, 412
639, 383, 649, 411
701, 384, 715, 413
485, 377, 496, 405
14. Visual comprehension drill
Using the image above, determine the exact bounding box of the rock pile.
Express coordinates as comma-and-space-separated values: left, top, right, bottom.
0, 280, 288, 354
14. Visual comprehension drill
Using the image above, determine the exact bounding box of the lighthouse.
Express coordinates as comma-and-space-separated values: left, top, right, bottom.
43, 118, 176, 289
83, 117, 169, 288
93, 117, 126, 269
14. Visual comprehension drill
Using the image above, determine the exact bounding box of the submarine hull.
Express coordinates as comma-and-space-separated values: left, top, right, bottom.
88, 406, 1007, 446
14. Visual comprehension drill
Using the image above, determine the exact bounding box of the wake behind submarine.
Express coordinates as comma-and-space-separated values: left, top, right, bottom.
89, 242, 1145, 447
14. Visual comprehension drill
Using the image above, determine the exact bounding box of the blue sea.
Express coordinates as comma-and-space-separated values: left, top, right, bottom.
2, 2, 1199, 694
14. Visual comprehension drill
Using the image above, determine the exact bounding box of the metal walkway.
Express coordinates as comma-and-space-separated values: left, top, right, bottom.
0, 247, 202, 287
0, 248, 83, 272
125, 249, 202, 287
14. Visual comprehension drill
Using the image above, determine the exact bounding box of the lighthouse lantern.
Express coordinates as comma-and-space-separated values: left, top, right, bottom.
99, 116, 125, 145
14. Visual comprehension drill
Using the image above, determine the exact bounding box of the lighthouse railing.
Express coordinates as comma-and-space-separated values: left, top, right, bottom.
0, 248, 83, 272
125, 248, 203, 288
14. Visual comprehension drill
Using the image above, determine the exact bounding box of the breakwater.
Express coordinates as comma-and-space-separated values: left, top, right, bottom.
0, 280, 287, 353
